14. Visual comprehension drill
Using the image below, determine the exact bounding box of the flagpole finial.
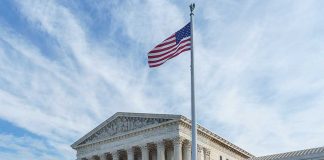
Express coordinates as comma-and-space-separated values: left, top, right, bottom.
190, 3, 195, 15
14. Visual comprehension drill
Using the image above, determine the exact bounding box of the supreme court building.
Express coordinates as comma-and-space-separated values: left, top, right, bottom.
71, 112, 324, 160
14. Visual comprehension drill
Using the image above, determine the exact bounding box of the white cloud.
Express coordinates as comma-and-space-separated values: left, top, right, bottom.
0, 134, 60, 160
0, 0, 324, 159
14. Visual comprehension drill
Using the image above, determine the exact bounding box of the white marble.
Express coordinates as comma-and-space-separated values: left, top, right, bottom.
71, 112, 253, 160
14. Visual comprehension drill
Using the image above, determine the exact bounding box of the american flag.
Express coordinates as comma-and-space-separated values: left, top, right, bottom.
148, 23, 191, 68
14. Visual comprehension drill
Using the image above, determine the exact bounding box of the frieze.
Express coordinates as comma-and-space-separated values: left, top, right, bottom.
179, 119, 253, 158
80, 116, 171, 145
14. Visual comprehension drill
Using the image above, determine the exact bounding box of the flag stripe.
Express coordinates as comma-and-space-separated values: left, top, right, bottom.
148, 37, 191, 58
155, 35, 176, 48
148, 42, 191, 64
148, 45, 190, 65
148, 40, 191, 61
150, 40, 176, 52
149, 45, 190, 64
147, 22, 191, 68
149, 45, 191, 64
149, 47, 191, 67
149, 40, 178, 53
152, 39, 176, 51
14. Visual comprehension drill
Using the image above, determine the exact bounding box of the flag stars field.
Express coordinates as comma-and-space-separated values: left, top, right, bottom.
148, 23, 191, 68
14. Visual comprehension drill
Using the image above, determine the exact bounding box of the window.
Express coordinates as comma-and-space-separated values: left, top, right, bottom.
220, 156, 222, 160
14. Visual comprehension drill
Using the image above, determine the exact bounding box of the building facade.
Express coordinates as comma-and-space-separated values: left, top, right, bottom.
249, 147, 324, 160
72, 112, 324, 160
71, 112, 253, 160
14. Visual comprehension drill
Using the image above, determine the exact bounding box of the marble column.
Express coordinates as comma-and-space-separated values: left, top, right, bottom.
112, 152, 119, 160
197, 145, 203, 160
203, 148, 210, 160
173, 137, 183, 160
141, 144, 149, 160
166, 146, 173, 160
183, 142, 191, 160
157, 141, 165, 160
127, 148, 134, 160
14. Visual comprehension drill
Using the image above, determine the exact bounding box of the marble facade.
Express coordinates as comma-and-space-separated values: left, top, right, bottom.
71, 112, 253, 160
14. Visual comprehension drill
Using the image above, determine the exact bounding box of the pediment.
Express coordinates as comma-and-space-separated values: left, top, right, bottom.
72, 112, 180, 148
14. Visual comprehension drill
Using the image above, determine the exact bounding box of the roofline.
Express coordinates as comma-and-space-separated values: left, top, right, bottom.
71, 112, 254, 158
249, 146, 324, 160
179, 116, 255, 158
71, 112, 181, 148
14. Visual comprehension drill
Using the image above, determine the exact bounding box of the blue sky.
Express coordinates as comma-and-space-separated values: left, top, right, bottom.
1, 0, 324, 159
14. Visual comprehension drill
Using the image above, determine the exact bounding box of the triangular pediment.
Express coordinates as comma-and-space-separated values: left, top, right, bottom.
72, 112, 181, 148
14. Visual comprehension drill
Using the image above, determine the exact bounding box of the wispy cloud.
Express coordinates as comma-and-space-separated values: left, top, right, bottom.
0, 0, 324, 159
0, 133, 60, 160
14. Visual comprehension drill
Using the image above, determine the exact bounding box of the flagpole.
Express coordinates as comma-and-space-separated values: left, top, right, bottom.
190, 3, 197, 160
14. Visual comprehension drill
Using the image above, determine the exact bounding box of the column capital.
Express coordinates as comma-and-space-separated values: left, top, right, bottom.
156, 140, 166, 160
172, 136, 185, 145
111, 151, 119, 155
204, 148, 211, 156
184, 141, 191, 149
173, 137, 183, 160
99, 154, 107, 160
197, 145, 203, 160
141, 144, 149, 160
127, 148, 134, 160
111, 151, 119, 160
197, 145, 203, 152
204, 148, 211, 160
156, 140, 165, 148
126, 147, 134, 153
183, 141, 191, 160
139, 144, 149, 150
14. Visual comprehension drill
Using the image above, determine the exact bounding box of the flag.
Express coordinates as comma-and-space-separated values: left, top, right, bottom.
148, 23, 191, 68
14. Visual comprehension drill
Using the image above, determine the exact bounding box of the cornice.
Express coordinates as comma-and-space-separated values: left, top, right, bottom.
179, 117, 255, 158
72, 112, 254, 159
72, 112, 182, 148
75, 119, 179, 150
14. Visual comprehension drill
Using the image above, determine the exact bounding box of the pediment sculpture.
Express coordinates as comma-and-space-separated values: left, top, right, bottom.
79, 116, 171, 145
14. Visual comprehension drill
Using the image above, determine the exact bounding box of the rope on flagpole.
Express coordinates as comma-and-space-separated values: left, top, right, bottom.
189, 3, 197, 160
